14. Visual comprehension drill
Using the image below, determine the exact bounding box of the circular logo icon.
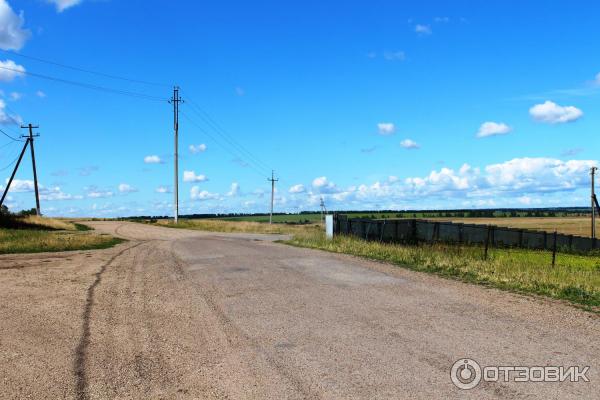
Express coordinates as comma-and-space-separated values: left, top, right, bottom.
451, 358, 482, 390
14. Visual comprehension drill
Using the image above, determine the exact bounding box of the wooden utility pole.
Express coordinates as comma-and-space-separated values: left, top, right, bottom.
592, 167, 598, 239
267, 170, 278, 224
169, 87, 183, 223
21, 124, 40, 215
0, 139, 30, 209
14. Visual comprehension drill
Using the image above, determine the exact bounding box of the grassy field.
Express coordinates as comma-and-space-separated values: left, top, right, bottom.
218, 214, 598, 237
430, 217, 597, 237
285, 229, 600, 310
147, 218, 322, 235
0, 215, 124, 254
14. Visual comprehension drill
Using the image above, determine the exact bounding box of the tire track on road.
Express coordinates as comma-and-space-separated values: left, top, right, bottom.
73, 241, 145, 400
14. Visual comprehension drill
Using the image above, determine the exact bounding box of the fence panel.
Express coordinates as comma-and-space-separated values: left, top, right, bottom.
333, 214, 596, 253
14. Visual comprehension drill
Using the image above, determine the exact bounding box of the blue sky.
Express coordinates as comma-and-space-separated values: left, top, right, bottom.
0, 0, 599, 217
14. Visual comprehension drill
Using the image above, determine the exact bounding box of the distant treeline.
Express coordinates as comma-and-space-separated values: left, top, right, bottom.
123, 207, 592, 221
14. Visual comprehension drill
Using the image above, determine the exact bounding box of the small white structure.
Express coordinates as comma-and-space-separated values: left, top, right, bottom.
325, 214, 334, 239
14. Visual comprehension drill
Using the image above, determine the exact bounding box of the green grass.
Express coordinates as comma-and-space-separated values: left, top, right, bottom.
0, 216, 123, 254
0, 229, 124, 254
285, 231, 600, 310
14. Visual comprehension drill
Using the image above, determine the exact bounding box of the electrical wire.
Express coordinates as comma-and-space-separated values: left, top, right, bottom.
0, 65, 167, 101
0, 139, 19, 151
1, 49, 171, 88
0, 155, 18, 172
0, 127, 20, 141
180, 91, 273, 173
0, 143, 23, 172
180, 110, 270, 179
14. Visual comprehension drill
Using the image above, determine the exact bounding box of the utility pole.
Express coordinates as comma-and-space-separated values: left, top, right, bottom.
592, 167, 598, 239
320, 197, 327, 224
268, 170, 278, 224
0, 138, 30, 209
21, 124, 41, 215
169, 87, 183, 223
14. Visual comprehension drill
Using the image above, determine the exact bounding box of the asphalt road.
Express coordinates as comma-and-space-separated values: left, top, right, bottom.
0, 221, 598, 399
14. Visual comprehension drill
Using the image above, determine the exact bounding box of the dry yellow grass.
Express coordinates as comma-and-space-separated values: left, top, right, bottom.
153, 218, 321, 235
20, 215, 78, 231
0, 216, 122, 254
430, 217, 598, 237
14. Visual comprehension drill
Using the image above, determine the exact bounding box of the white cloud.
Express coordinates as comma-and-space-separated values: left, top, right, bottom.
46, 0, 82, 12
0, 179, 77, 201
312, 176, 339, 194
144, 155, 163, 164
377, 122, 395, 135
0, 1, 30, 50
190, 186, 218, 200
3, 178, 33, 192
400, 139, 420, 149
289, 184, 305, 194
0, 59, 25, 81
383, 51, 405, 61
0, 98, 20, 124
189, 143, 207, 154
476, 122, 512, 138
415, 24, 432, 35
36, 90, 46, 98
39, 186, 76, 201
227, 182, 240, 197
529, 101, 583, 124
87, 190, 113, 199
155, 186, 170, 193
9, 91, 21, 101
183, 170, 207, 183
118, 183, 137, 193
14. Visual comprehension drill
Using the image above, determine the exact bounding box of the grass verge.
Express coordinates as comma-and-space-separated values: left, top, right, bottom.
140, 218, 323, 235
285, 230, 600, 310
0, 216, 124, 254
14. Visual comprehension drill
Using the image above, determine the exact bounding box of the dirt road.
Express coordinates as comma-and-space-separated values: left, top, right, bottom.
0, 221, 598, 399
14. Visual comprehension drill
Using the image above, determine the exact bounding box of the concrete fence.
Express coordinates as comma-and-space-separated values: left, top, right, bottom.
333, 215, 598, 253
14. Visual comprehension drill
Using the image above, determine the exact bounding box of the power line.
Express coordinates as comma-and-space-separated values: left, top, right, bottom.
0, 153, 19, 172
0, 140, 19, 151
180, 91, 273, 172
0, 127, 20, 141
1, 49, 171, 88
180, 110, 270, 178
0, 65, 166, 101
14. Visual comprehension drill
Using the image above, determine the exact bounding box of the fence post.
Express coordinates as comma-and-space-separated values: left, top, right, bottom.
519, 229, 524, 247
484, 225, 491, 260
379, 220, 386, 242
347, 218, 352, 236
412, 219, 418, 244
552, 230, 557, 267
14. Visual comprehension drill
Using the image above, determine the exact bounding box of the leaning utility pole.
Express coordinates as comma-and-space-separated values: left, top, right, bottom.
268, 170, 278, 224
169, 87, 183, 223
592, 167, 598, 239
21, 124, 41, 215
0, 138, 30, 209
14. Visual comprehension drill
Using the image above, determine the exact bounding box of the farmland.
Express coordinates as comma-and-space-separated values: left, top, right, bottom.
430, 216, 598, 237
